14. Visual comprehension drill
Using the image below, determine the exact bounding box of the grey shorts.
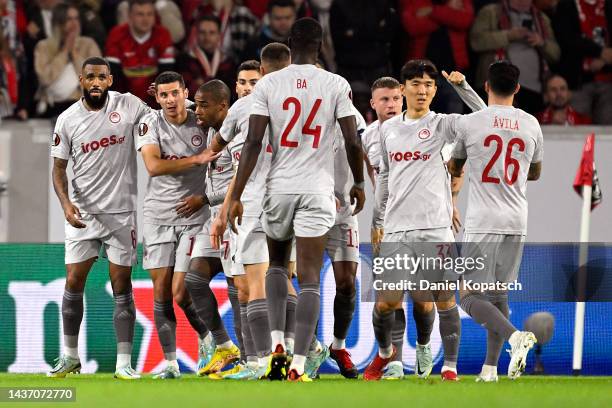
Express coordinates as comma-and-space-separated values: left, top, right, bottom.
261, 193, 336, 241
142, 223, 202, 272
326, 217, 359, 263
461, 233, 525, 284
192, 207, 232, 278
64, 211, 137, 267
233, 215, 269, 265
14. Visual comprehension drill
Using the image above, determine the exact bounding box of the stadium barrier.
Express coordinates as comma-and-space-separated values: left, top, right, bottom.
1, 243, 611, 375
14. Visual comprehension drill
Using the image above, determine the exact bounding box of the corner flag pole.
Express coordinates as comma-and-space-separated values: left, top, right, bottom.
572, 183, 591, 375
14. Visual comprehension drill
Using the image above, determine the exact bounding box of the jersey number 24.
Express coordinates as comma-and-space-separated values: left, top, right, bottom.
280, 97, 322, 148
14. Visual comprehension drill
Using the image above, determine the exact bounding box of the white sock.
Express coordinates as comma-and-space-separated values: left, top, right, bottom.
442, 365, 457, 374
258, 356, 269, 369
509, 330, 521, 346
332, 337, 345, 350
481, 364, 497, 376
271, 330, 285, 351
285, 338, 295, 355
167, 359, 179, 371
217, 340, 233, 350
290, 354, 307, 374
379, 345, 393, 359
116, 354, 131, 370
64, 346, 79, 359
388, 361, 403, 368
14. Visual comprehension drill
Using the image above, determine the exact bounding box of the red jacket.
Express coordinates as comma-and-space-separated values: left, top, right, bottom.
537, 106, 592, 125
400, 0, 473, 70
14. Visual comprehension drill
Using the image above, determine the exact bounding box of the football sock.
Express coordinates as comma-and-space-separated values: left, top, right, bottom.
391, 308, 406, 362
247, 299, 271, 357
177, 300, 209, 339
285, 293, 297, 352
62, 289, 83, 359
333, 290, 356, 344
460, 292, 516, 341
294, 283, 320, 357
413, 305, 435, 345
372, 307, 394, 353
485, 292, 510, 366
438, 305, 461, 369
265, 267, 288, 342
227, 281, 244, 358
113, 290, 135, 368
239, 302, 256, 360
184, 272, 231, 345
153, 300, 177, 361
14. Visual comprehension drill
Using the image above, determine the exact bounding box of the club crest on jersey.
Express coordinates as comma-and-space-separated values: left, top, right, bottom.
109, 112, 121, 124
138, 123, 148, 137
52, 133, 61, 147
418, 129, 431, 140
191, 135, 203, 146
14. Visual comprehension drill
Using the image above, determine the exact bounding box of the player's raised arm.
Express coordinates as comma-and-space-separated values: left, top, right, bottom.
443, 70, 487, 112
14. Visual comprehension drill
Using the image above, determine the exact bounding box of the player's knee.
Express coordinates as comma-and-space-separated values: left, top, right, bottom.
435, 298, 456, 311
64, 275, 86, 292
375, 301, 398, 314
335, 278, 356, 297
414, 301, 434, 314
173, 289, 187, 306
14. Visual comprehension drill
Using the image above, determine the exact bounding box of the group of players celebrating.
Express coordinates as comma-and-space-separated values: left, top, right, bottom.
48, 17, 543, 383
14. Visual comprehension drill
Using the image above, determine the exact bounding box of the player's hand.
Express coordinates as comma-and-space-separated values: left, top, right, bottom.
452, 205, 462, 234
350, 186, 365, 215
63, 203, 86, 228
371, 227, 384, 257
442, 70, 465, 86
26, 21, 40, 38
194, 148, 221, 165
209, 214, 227, 250
526, 32, 544, 47
335, 197, 341, 212
508, 27, 529, 42
147, 82, 156, 97
176, 195, 205, 218
228, 199, 243, 234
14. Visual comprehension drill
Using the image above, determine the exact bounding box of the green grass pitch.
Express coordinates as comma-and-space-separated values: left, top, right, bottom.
1, 374, 611, 408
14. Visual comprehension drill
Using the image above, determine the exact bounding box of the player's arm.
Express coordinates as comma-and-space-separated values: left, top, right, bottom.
338, 115, 365, 215
442, 70, 487, 112
52, 158, 85, 228
209, 133, 229, 153
363, 147, 376, 189
372, 133, 390, 255
451, 171, 464, 233
528, 162, 542, 181
211, 174, 236, 244
139, 144, 219, 177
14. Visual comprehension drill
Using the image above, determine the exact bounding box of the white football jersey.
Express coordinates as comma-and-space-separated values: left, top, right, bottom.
50, 91, 149, 214
333, 105, 367, 217
361, 120, 383, 170
221, 93, 272, 216
205, 127, 233, 207
136, 109, 208, 225
250, 64, 354, 195
452, 105, 544, 235
375, 112, 462, 233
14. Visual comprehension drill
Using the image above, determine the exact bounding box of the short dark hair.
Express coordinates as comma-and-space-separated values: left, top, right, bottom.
289, 17, 322, 53
82, 56, 111, 71
400, 59, 438, 83
371, 76, 401, 93
487, 60, 520, 97
155, 71, 185, 89
197, 79, 231, 104
128, 0, 154, 10
52, 3, 79, 30
196, 15, 221, 31
237, 60, 261, 75
268, 0, 296, 13
543, 73, 566, 91
261, 42, 291, 67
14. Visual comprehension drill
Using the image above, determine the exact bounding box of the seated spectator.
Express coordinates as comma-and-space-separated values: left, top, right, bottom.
178, 15, 236, 94
105, 0, 174, 105
537, 74, 591, 124
116, 0, 185, 44
34, 3, 101, 117
400, 0, 474, 113
1, 0, 27, 119
72, 0, 107, 50
242, 0, 296, 61
553, 0, 612, 124
182, 0, 260, 63
470, 0, 560, 114
330, 0, 399, 115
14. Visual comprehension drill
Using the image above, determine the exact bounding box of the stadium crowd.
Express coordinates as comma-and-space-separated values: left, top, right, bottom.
0, 0, 610, 124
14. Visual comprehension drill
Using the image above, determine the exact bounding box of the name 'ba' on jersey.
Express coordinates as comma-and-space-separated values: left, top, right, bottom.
250, 64, 355, 195
376, 112, 463, 233
50, 91, 150, 214
452, 106, 544, 235
135, 109, 209, 225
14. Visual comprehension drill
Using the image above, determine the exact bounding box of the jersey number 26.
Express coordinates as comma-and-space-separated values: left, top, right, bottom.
482, 135, 525, 185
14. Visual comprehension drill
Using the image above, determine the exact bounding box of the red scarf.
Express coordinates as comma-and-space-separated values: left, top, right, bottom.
2, 55, 17, 104
538, 106, 591, 125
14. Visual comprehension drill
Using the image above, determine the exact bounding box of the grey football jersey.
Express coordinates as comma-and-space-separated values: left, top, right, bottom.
206, 127, 233, 208
361, 120, 383, 170
221, 94, 272, 216
452, 105, 544, 235
333, 105, 367, 211
136, 109, 208, 225
250, 64, 354, 195
50, 91, 149, 213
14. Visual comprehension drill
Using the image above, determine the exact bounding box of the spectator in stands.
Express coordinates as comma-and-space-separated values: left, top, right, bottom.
178, 15, 236, 94
470, 0, 560, 114
34, 3, 101, 117
116, 0, 185, 44
400, 0, 474, 113
242, 0, 296, 61
537, 74, 592, 124
330, 0, 399, 115
1, 0, 27, 119
553, 0, 612, 124
105, 0, 174, 105
181, 0, 260, 63
0, 19, 17, 118
72, 0, 107, 50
